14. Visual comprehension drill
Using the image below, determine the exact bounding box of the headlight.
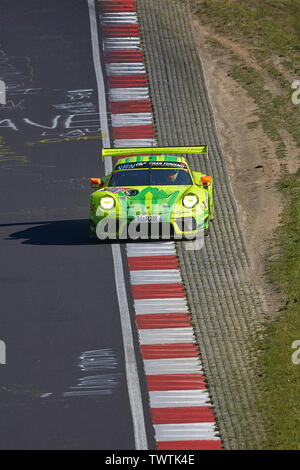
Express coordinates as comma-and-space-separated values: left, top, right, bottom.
182, 194, 198, 208
100, 196, 115, 210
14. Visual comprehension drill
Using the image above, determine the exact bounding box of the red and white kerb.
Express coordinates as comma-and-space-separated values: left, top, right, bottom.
98, 0, 222, 450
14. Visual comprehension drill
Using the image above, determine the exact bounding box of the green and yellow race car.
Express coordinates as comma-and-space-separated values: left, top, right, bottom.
90, 146, 213, 240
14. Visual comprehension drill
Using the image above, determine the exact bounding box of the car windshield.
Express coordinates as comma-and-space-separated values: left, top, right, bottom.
109, 168, 192, 187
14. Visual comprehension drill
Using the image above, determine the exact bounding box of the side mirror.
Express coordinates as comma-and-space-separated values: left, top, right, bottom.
90, 177, 102, 189
201, 176, 212, 187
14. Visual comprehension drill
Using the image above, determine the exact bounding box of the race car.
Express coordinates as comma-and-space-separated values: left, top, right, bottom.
90, 146, 213, 240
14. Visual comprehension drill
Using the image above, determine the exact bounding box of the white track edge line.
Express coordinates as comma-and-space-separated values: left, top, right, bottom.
87, 0, 148, 450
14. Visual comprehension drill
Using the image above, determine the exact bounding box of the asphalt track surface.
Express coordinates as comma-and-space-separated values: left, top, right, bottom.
0, 0, 154, 450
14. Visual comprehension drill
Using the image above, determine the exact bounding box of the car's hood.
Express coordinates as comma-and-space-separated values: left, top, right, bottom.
97, 185, 203, 202
93, 185, 207, 216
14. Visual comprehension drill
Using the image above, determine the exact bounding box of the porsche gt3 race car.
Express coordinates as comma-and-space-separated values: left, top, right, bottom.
90, 146, 213, 240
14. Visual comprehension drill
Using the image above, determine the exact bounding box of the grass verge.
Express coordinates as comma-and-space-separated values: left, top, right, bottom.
189, 0, 300, 449
260, 170, 300, 449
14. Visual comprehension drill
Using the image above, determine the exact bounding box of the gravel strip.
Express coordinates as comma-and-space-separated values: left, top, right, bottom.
137, 0, 266, 449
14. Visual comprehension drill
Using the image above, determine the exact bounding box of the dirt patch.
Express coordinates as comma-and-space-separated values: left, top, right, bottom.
191, 21, 286, 317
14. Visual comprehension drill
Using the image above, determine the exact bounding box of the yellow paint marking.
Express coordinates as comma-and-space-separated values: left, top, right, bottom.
27, 134, 102, 146
0, 136, 28, 163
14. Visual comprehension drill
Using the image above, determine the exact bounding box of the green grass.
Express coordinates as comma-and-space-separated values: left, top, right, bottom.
191, 0, 300, 57
229, 62, 288, 158
260, 170, 300, 449
190, 0, 300, 158
190, 0, 300, 449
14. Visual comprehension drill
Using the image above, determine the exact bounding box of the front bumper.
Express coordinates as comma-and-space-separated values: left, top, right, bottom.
90, 213, 209, 240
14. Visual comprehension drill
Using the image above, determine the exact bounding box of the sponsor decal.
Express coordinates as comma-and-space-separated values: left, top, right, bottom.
99, 187, 132, 194
114, 161, 187, 170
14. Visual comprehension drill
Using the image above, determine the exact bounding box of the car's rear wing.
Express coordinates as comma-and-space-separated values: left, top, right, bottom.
102, 146, 208, 161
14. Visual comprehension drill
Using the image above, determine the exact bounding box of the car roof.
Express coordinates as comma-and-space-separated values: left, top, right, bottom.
115, 154, 187, 166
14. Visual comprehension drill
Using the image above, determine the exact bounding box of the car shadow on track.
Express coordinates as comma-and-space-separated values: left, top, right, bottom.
1, 219, 91, 246
1, 219, 170, 246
